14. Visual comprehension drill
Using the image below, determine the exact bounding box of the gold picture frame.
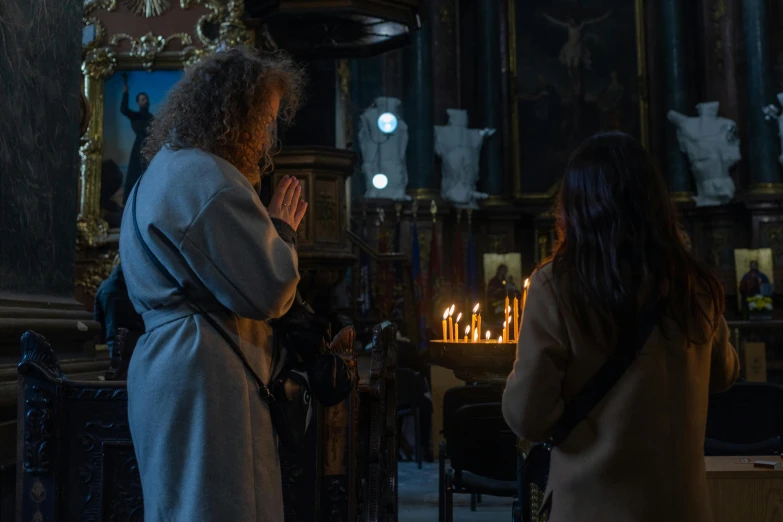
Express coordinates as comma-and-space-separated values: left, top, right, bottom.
506, 0, 649, 202
77, 0, 251, 248
734, 248, 774, 311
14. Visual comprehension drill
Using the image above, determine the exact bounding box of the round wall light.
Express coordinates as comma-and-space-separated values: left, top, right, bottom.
377, 112, 398, 134
372, 173, 389, 189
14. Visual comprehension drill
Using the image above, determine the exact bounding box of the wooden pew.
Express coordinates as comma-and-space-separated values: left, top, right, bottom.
16, 330, 141, 521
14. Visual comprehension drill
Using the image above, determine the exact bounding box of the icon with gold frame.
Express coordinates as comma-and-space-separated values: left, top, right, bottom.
734, 248, 774, 317
77, 0, 252, 249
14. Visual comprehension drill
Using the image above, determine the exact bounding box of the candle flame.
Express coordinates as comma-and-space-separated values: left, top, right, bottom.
443, 308, 449, 320
507, 306, 511, 313
524, 278, 530, 288
465, 325, 470, 335
473, 330, 478, 341
449, 304, 456, 315
485, 330, 490, 341
503, 321, 506, 328
455, 312, 462, 323
473, 303, 480, 313
498, 336, 503, 343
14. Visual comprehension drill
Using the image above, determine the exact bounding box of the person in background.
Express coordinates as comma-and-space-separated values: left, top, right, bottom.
94, 256, 144, 358
502, 132, 739, 522
100, 159, 124, 228
121, 74, 153, 203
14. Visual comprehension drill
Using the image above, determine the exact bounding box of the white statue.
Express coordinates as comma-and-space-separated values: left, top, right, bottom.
667, 102, 740, 207
434, 109, 495, 209
358, 97, 410, 200
762, 92, 783, 165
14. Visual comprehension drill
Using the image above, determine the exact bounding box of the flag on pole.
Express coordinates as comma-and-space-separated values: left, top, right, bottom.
428, 215, 442, 326
410, 218, 427, 349
359, 214, 372, 316
466, 216, 479, 303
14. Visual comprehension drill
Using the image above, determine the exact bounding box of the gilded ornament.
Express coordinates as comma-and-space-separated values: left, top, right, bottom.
110, 32, 193, 71
75, 250, 118, 297
76, 216, 109, 250
124, 0, 171, 17
82, 48, 117, 79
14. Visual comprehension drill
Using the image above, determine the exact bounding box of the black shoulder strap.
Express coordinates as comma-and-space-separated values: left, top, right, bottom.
130, 176, 275, 402
548, 297, 658, 447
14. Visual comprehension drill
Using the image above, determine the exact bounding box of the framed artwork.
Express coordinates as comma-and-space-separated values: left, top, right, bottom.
103, 70, 183, 201
506, 0, 649, 200
77, 0, 252, 246
733, 248, 774, 312
483, 253, 523, 322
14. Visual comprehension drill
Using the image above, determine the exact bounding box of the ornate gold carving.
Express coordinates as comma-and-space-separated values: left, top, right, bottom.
82, 47, 118, 79
124, 0, 171, 17
110, 32, 193, 71
75, 250, 117, 298
747, 183, 783, 195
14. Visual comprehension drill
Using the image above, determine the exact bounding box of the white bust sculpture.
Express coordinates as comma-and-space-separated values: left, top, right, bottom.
762, 92, 783, 165
434, 109, 495, 209
667, 102, 740, 207
357, 97, 410, 200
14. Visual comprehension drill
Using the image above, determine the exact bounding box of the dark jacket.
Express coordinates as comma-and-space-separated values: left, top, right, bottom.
94, 264, 144, 357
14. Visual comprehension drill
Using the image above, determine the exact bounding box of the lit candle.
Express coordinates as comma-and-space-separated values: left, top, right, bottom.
471, 303, 479, 338
442, 308, 449, 341
498, 335, 503, 344
505, 295, 510, 337
503, 320, 507, 343
485, 330, 490, 342
521, 278, 530, 328
448, 305, 455, 341
454, 313, 462, 341
464, 325, 470, 343
477, 310, 482, 339
513, 296, 519, 341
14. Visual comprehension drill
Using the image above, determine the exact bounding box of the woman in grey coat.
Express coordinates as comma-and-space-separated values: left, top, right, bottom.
118, 48, 306, 521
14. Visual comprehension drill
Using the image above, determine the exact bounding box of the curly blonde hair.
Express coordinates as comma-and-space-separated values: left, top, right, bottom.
141, 47, 306, 182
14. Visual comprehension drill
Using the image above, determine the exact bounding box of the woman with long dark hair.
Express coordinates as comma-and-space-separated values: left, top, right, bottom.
502, 132, 738, 522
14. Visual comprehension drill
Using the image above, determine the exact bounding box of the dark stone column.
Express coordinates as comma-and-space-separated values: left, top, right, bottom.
660, 0, 692, 194
430, 0, 459, 124
404, 16, 436, 194
0, 0, 97, 351
0, 0, 101, 513
476, 0, 503, 196
742, 0, 782, 187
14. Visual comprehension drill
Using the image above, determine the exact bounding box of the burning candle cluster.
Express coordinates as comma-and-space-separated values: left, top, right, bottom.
440, 278, 529, 343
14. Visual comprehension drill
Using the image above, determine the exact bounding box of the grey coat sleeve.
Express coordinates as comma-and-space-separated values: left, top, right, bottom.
179, 186, 300, 320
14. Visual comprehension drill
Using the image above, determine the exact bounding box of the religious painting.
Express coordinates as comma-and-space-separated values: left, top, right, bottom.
508, 0, 648, 199
77, 0, 249, 245
102, 70, 183, 216
734, 248, 774, 317
483, 253, 522, 325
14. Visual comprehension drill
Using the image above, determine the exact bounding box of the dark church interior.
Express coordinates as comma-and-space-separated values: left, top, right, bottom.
2, 0, 783, 521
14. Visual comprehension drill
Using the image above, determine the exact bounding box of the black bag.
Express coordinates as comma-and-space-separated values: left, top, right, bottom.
270, 293, 357, 407
130, 177, 312, 450
518, 297, 659, 518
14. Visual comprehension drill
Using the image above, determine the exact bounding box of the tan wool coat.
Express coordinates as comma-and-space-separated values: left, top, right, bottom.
502, 263, 739, 522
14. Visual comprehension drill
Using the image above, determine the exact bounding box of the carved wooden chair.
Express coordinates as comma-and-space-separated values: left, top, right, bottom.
17, 330, 142, 522
356, 322, 398, 522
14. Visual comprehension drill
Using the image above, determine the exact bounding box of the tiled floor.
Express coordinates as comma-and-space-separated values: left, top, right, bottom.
398, 461, 512, 521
